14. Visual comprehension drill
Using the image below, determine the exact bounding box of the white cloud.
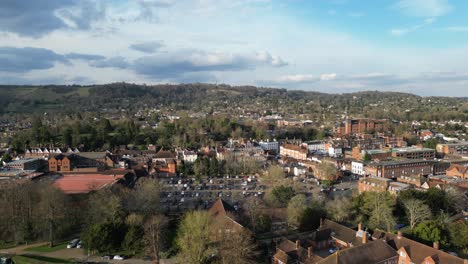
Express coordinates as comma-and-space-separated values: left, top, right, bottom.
390, 17, 435, 36
320, 73, 337, 81
394, 0, 452, 17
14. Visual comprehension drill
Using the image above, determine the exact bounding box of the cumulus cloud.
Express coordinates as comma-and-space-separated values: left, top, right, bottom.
130, 41, 165, 53
0, 0, 107, 37
0, 47, 68, 72
393, 0, 452, 18
132, 50, 287, 79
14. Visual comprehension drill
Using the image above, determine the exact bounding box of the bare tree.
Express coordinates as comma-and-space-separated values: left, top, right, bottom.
404, 199, 431, 230
243, 197, 260, 232
216, 228, 257, 264
38, 185, 68, 247
327, 198, 352, 223
287, 194, 308, 228
144, 214, 169, 264
316, 162, 338, 181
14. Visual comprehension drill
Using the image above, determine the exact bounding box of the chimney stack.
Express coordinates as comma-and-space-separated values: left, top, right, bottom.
308, 247, 313, 258
358, 222, 363, 231
296, 240, 300, 250
362, 233, 368, 244
397, 231, 403, 239
433, 241, 439, 250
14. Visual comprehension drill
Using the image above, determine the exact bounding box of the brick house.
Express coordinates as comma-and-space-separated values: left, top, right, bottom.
358, 177, 392, 193
372, 230, 465, 264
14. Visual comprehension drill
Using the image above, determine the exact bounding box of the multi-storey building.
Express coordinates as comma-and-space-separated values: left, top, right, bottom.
280, 144, 308, 160
334, 118, 388, 135
259, 140, 279, 152
391, 147, 435, 160
4, 158, 41, 171
436, 142, 468, 158
365, 160, 434, 179
351, 161, 365, 175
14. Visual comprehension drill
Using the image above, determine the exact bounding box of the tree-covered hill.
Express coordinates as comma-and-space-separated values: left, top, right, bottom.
0, 83, 466, 121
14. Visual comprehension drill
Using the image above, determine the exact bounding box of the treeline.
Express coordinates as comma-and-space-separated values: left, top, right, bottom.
9, 115, 322, 153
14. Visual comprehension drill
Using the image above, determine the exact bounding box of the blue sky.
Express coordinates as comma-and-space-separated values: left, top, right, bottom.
0, 0, 468, 96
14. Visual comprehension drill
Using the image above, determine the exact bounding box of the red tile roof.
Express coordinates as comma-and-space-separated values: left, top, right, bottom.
53, 173, 124, 194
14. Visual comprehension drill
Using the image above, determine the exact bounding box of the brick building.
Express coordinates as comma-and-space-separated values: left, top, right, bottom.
436, 142, 468, 158
390, 147, 435, 160
446, 164, 468, 179
334, 118, 388, 135
358, 177, 392, 193
365, 160, 434, 179
4, 158, 42, 171
280, 144, 308, 160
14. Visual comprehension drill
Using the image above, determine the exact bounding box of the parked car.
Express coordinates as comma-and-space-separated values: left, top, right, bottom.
76, 241, 83, 248
67, 238, 80, 248
113, 255, 126, 260
328, 247, 338, 254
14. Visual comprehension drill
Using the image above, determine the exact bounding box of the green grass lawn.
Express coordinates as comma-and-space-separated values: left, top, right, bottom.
13, 254, 72, 264
24, 243, 67, 253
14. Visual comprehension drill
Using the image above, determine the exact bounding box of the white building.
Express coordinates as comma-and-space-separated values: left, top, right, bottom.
328, 147, 343, 157
182, 151, 198, 163
351, 161, 364, 176
259, 140, 279, 152
305, 140, 327, 154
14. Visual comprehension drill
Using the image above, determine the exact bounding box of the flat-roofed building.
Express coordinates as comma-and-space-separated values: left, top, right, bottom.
391, 147, 435, 160
436, 142, 468, 158
4, 158, 41, 171
365, 160, 434, 179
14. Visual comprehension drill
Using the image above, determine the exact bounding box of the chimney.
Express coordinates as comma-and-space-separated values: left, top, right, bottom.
308, 247, 313, 258
433, 241, 439, 250
320, 218, 324, 228
358, 222, 363, 231
397, 231, 403, 239
362, 233, 368, 244
296, 240, 300, 250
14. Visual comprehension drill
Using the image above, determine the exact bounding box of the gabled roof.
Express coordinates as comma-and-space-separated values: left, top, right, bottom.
447, 164, 468, 175
372, 230, 465, 264
317, 240, 397, 264
319, 219, 363, 246
208, 198, 236, 218
154, 149, 176, 159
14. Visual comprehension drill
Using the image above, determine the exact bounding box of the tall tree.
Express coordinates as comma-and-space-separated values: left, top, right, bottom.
287, 194, 308, 228
403, 199, 432, 230
38, 185, 69, 247
176, 211, 214, 264
144, 214, 169, 264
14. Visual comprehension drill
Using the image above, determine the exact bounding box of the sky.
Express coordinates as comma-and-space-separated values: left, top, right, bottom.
1, 0, 468, 96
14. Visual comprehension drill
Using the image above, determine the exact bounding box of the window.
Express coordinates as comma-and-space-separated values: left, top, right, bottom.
399, 251, 405, 257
